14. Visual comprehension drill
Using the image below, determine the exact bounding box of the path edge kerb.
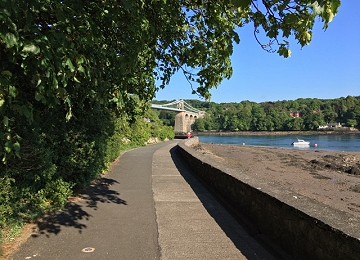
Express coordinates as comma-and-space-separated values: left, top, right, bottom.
176, 137, 360, 260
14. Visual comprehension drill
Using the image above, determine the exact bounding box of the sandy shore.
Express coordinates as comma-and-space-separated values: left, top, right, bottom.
193, 143, 360, 217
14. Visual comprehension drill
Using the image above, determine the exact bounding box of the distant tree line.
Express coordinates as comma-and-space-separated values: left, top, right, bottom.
155, 96, 360, 132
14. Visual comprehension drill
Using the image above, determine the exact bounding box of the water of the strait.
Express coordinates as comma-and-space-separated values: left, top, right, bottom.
198, 134, 360, 152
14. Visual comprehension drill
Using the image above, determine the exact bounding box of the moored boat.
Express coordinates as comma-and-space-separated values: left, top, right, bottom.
291, 139, 310, 146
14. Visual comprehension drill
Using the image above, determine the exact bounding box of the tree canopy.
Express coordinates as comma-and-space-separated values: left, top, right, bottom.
0, 0, 341, 158
0, 0, 340, 157
1, 0, 341, 155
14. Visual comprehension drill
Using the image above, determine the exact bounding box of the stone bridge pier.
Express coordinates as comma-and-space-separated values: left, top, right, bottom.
175, 112, 198, 133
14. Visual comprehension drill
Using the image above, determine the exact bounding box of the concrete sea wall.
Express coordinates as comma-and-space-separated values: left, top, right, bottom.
177, 137, 360, 260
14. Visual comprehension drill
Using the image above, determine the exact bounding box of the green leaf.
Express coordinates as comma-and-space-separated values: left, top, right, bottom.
285, 49, 291, 58
22, 44, 40, 54
36, 78, 42, 87
3, 33, 17, 48
331, 0, 341, 13
77, 65, 85, 74
233, 33, 240, 44
4, 145, 11, 154
8, 86, 17, 98
311, 2, 324, 15
73, 76, 81, 83
13, 141, 20, 157
65, 58, 75, 72
35, 92, 43, 102
66, 110, 72, 121
77, 55, 86, 65
65, 97, 72, 121
3, 116, 9, 127
278, 45, 291, 58
52, 77, 58, 89
1, 70, 12, 78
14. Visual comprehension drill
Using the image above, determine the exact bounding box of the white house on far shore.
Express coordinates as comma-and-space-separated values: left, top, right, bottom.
318, 122, 342, 130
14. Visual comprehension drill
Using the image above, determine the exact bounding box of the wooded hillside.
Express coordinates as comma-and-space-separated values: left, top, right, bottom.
155, 96, 360, 132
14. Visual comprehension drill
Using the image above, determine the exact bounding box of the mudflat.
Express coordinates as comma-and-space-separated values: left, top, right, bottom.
192, 143, 360, 217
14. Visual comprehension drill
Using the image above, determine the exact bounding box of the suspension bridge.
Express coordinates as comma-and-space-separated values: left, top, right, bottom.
151, 100, 205, 133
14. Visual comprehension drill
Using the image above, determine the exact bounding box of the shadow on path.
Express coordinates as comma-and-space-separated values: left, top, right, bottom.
32, 177, 127, 238
170, 146, 276, 260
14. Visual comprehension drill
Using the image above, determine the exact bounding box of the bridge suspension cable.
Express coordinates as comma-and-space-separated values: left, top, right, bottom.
181, 100, 202, 114
151, 100, 204, 115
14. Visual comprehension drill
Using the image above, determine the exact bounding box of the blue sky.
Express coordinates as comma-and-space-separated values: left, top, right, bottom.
154, 1, 360, 103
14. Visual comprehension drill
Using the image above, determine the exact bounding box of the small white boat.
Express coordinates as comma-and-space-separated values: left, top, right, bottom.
291, 139, 310, 146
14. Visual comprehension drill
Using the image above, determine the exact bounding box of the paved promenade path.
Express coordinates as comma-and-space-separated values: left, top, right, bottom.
11, 141, 276, 260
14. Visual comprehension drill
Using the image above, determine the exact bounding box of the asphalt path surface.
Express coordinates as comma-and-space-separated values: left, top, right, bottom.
11, 141, 277, 260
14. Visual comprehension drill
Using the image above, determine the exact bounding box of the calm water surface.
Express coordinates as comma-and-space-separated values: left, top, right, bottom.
198, 134, 360, 152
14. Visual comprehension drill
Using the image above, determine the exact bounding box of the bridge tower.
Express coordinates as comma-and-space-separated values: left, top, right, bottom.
175, 112, 194, 133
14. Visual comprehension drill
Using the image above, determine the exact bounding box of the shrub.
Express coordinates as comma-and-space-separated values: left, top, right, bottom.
0, 177, 15, 228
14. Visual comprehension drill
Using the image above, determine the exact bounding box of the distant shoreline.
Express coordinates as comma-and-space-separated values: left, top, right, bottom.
196, 130, 360, 136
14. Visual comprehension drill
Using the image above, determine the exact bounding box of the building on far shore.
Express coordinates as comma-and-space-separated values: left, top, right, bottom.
318, 122, 359, 131
318, 122, 342, 130
289, 111, 302, 118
